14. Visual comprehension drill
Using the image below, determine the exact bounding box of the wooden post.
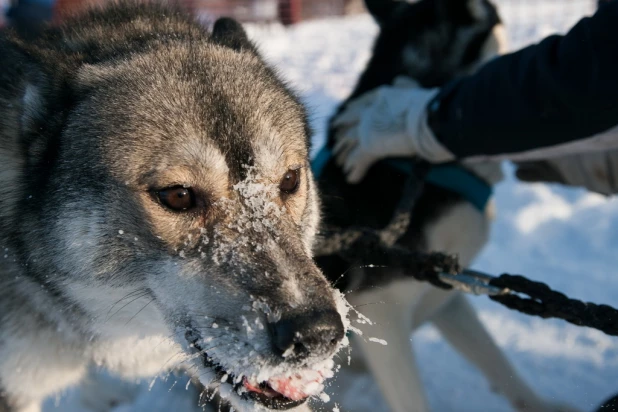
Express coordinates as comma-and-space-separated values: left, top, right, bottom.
278, 0, 301, 25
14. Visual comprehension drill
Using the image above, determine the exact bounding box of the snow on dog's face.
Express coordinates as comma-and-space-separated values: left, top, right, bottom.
357, 0, 505, 92
18, 17, 347, 410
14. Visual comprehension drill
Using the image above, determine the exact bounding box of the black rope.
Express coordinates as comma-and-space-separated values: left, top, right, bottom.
330, 229, 460, 290
316, 166, 618, 337
321, 229, 618, 335
489, 274, 618, 336
315, 163, 461, 289
320, 228, 618, 336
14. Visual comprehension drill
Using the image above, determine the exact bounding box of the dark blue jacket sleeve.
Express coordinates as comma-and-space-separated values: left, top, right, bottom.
431, 1, 618, 158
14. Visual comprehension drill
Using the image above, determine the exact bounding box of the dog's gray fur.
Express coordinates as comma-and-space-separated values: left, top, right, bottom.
0, 3, 346, 411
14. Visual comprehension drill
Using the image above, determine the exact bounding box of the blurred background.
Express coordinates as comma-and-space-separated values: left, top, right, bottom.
0, 0, 362, 29
0, 0, 601, 30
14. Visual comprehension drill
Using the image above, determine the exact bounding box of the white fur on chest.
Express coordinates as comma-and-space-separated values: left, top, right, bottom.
0, 282, 187, 410
90, 335, 186, 379
63, 283, 188, 377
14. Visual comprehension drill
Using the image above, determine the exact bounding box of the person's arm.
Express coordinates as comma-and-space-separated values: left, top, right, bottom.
431, 1, 618, 158
332, 2, 618, 183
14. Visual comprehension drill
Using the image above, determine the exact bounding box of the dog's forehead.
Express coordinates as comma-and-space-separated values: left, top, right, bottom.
87, 46, 310, 183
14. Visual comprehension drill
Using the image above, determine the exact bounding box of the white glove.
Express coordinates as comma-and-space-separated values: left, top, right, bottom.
332, 77, 454, 183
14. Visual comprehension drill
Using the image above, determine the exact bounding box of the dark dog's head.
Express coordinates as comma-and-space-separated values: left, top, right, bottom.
352, 0, 504, 97
2, 4, 347, 410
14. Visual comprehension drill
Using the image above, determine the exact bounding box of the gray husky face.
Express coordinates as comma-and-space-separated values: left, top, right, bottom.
358, 0, 504, 92
10, 14, 346, 411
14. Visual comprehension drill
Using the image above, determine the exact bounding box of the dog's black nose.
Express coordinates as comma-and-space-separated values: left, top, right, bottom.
270, 310, 345, 359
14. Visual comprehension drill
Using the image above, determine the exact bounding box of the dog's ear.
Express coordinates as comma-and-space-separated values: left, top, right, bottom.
464, 0, 492, 20
1, 42, 50, 139
364, 0, 400, 24
210, 17, 257, 54
439, 0, 492, 21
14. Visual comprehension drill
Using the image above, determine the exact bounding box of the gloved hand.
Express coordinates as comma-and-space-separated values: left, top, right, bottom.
332, 76, 454, 183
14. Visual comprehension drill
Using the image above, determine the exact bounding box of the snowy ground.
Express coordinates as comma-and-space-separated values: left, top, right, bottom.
45, 1, 618, 411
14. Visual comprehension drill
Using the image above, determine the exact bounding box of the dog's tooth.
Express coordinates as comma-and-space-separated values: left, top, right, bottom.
282, 345, 295, 358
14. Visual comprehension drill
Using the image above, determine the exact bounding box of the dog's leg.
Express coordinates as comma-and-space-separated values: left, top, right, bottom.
348, 279, 430, 412
431, 293, 581, 412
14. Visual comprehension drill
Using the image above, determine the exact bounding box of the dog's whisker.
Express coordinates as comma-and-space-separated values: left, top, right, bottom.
105, 289, 149, 316
331, 270, 349, 288
151, 331, 184, 351
124, 298, 155, 326
163, 342, 229, 371
105, 291, 151, 323
351, 301, 386, 308
182, 312, 236, 324
345, 283, 387, 295
331, 263, 383, 288
161, 351, 186, 370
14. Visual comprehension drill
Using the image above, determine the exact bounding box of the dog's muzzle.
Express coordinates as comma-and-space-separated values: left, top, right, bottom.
269, 309, 345, 360
185, 308, 345, 410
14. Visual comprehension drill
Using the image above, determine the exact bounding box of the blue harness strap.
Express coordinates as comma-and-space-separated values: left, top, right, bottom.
311, 145, 492, 212
311, 145, 332, 180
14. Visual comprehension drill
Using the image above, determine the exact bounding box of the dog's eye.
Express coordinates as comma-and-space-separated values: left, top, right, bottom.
279, 169, 300, 194
156, 186, 195, 211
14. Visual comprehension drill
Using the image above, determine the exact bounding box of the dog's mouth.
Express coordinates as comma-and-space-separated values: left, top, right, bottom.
240, 374, 316, 410
186, 329, 325, 410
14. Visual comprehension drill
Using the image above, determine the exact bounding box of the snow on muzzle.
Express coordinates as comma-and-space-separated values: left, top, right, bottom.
184, 309, 344, 410
269, 309, 344, 361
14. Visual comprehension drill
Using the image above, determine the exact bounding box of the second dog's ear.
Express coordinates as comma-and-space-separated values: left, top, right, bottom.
364, 0, 400, 24
439, 0, 492, 21
211, 17, 256, 53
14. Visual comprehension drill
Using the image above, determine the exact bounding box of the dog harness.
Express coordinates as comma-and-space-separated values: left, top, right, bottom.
311, 145, 492, 212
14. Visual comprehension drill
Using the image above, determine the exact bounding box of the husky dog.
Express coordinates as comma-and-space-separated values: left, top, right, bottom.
316, 0, 579, 411
0, 3, 349, 411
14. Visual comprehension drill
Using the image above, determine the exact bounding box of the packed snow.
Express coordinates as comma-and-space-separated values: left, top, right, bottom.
44, 1, 618, 411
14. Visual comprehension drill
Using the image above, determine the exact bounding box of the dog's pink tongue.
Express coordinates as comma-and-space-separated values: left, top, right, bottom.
267, 372, 324, 401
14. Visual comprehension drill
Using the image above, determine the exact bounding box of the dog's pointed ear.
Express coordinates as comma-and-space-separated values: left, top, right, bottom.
464, 0, 491, 20
439, 0, 492, 21
210, 17, 257, 54
2, 44, 50, 138
364, 0, 400, 24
